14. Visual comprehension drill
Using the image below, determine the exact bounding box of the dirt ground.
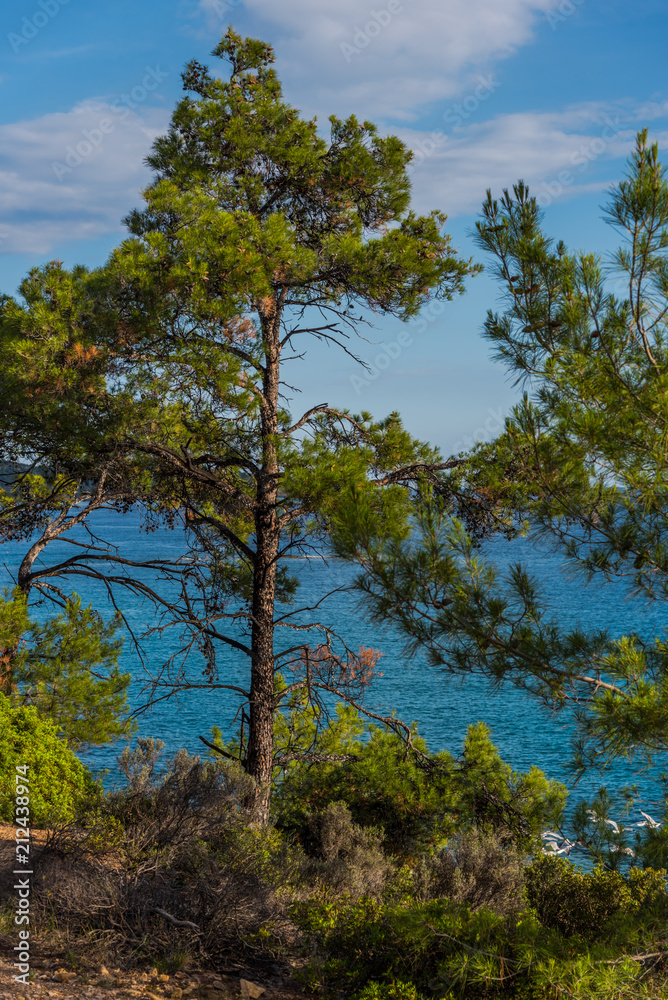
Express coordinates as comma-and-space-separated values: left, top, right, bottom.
0, 826, 307, 1000
0, 945, 307, 1000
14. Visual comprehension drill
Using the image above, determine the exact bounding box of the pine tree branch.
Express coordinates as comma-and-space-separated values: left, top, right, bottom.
273, 751, 360, 766
371, 459, 464, 486
198, 733, 243, 765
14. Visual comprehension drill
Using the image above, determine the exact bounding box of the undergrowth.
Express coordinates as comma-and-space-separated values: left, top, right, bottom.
1, 712, 666, 998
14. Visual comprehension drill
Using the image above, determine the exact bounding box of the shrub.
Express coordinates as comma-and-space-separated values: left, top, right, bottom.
107, 740, 257, 858
273, 702, 458, 859
525, 854, 668, 939
274, 701, 566, 860
27, 744, 301, 967
293, 891, 668, 999
355, 981, 427, 1000
211, 822, 307, 895
0, 693, 98, 825
305, 801, 393, 898
412, 827, 526, 914
294, 893, 549, 996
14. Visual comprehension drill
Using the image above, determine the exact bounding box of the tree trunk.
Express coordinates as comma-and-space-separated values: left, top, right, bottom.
246, 514, 278, 824
245, 296, 282, 824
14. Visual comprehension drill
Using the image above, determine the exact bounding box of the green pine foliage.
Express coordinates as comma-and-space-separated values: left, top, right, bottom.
355, 983, 426, 1000
270, 696, 566, 859
0, 694, 98, 824
339, 132, 668, 838
294, 876, 668, 999
0, 589, 133, 750
525, 855, 668, 939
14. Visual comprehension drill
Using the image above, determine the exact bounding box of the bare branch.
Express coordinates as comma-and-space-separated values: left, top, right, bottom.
152, 908, 201, 933
198, 734, 242, 765
273, 751, 360, 766
281, 405, 367, 438
371, 459, 464, 487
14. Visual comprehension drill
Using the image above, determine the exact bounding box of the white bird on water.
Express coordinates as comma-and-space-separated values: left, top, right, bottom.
636, 811, 662, 830
541, 831, 577, 855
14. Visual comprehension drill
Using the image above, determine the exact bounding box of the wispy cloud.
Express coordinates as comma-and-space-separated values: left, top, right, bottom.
0, 101, 168, 254
0, 97, 654, 258
397, 104, 641, 217
195, 0, 565, 121
28, 44, 98, 60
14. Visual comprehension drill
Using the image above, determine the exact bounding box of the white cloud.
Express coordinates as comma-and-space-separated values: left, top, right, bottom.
0, 86, 658, 262
199, 0, 565, 121
195, 0, 244, 32
399, 104, 639, 217
0, 101, 168, 255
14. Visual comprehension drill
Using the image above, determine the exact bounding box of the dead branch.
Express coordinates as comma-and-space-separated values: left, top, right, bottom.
152, 907, 201, 933
273, 751, 360, 766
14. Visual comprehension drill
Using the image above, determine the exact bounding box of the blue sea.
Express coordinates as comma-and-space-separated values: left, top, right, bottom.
2, 508, 666, 826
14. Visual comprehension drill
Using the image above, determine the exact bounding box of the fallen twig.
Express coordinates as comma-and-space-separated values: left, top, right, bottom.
153, 907, 201, 932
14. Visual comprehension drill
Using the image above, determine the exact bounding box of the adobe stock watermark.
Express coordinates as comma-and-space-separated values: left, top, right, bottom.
535, 116, 627, 208
546, 0, 585, 30
8, 0, 71, 53
350, 329, 414, 394
408, 74, 500, 176
13, 764, 32, 986
340, 0, 405, 63
350, 291, 457, 394
206, 0, 243, 18
350, 284, 464, 394
51, 66, 168, 182
451, 406, 507, 455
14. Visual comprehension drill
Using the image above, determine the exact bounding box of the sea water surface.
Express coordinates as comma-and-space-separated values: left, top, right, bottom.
2, 508, 666, 821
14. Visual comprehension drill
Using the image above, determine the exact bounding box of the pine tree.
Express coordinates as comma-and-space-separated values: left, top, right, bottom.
0, 590, 132, 750
0, 31, 477, 820
342, 130, 668, 780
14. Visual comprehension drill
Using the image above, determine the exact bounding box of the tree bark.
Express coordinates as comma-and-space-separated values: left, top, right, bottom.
245, 295, 282, 823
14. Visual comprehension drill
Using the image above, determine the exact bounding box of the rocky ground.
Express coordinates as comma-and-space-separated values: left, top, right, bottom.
0, 827, 307, 1000
0, 944, 308, 1000
0, 945, 307, 1000
0, 925, 311, 1000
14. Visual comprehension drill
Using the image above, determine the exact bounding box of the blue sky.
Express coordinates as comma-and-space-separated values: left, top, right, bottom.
2, 0, 666, 452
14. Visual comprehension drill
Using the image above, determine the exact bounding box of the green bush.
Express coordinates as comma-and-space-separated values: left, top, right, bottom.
305, 801, 393, 898
294, 895, 527, 996
0, 694, 98, 825
293, 891, 668, 999
211, 821, 306, 894
276, 715, 460, 859
525, 854, 668, 939
355, 981, 427, 1000
274, 699, 566, 859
